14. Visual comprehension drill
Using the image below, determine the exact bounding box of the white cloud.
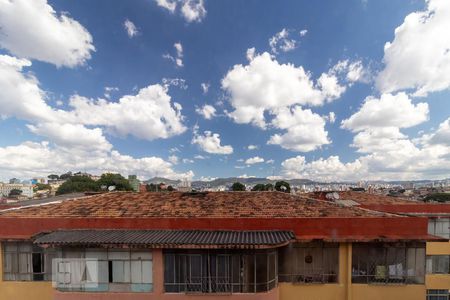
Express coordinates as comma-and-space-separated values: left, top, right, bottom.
182, 158, 194, 163
27, 123, 112, 152
238, 174, 255, 179
268, 106, 330, 152
341, 93, 429, 132
124, 19, 139, 38
194, 154, 207, 159
0, 141, 193, 181
155, 0, 177, 13
328, 112, 336, 124
195, 104, 216, 120
299, 29, 308, 36
180, 0, 206, 22
68, 84, 186, 140
155, 0, 206, 23
104, 86, 119, 99
221, 51, 355, 128
192, 130, 233, 154
418, 117, 450, 147
163, 42, 184, 67
245, 156, 264, 165
279, 155, 364, 181
198, 176, 217, 181
247, 145, 258, 150
162, 78, 187, 89
0, 55, 187, 143
376, 0, 450, 96
266, 159, 275, 164
269, 28, 297, 54
168, 155, 179, 164
0, 0, 95, 67
201, 82, 210, 94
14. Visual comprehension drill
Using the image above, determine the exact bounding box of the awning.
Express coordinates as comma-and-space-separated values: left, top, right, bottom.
33, 229, 295, 249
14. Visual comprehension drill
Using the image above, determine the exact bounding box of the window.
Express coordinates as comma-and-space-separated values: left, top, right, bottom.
428, 218, 450, 239
278, 242, 339, 284
427, 256, 450, 274
427, 289, 449, 300
2, 242, 59, 281
164, 250, 277, 293
352, 242, 425, 284
54, 249, 152, 292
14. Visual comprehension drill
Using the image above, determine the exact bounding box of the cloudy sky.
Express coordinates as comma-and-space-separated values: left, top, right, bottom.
0, 0, 449, 182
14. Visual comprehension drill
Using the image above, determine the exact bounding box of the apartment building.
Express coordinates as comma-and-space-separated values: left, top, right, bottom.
0, 191, 445, 300
311, 190, 450, 300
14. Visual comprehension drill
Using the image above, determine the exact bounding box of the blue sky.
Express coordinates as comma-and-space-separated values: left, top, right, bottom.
0, 0, 449, 181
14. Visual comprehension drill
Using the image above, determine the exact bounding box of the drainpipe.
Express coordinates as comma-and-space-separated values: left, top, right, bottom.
346, 243, 352, 300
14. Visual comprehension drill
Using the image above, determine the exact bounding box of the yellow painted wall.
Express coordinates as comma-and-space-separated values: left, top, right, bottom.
0, 243, 53, 300
426, 274, 450, 289
278, 243, 349, 300
427, 242, 450, 255
351, 284, 425, 300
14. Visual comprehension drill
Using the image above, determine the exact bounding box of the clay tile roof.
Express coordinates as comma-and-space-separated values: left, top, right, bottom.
33, 229, 295, 249
0, 191, 397, 219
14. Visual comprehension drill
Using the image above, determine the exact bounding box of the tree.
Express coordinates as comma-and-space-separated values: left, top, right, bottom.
34, 183, 51, 192
56, 176, 99, 195
59, 172, 72, 180
231, 182, 246, 191
167, 185, 175, 191
251, 184, 266, 191
96, 173, 133, 191
275, 181, 291, 193
265, 183, 274, 191
424, 193, 450, 203
8, 189, 22, 197
48, 174, 59, 180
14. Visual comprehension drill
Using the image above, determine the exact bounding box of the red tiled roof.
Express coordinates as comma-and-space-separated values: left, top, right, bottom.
0, 191, 397, 219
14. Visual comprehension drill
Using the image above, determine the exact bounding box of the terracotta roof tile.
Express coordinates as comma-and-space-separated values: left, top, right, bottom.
0, 191, 395, 219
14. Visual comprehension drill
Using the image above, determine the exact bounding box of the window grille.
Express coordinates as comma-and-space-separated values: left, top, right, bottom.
164, 250, 277, 293
427, 289, 450, 300
427, 256, 450, 274
278, 242, 339, 284
352, 242, 425, 284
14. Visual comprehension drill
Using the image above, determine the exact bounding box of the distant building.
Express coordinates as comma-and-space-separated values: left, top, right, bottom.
177, 178, 191, 192
128, 175, 140, 192
0, 183, 33, 198
8, 178, 21, 184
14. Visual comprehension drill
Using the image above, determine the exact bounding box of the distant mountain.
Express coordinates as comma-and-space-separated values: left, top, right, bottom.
144, 177, 314, 188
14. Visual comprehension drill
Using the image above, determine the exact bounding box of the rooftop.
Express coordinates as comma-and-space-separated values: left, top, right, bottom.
0, 191, 396, 219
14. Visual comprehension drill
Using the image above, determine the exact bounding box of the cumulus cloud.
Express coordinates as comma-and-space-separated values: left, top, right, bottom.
0, 141, 193, 181
104, 86, 119, 99
27, 123, 112, 152
222, 50, 361, 128
341, 93, 429, 132
269, 28, 297, 54
0, 0, 95, 67
279, 155, 363, 181
192, 130, 233, 154
195, 104, 216, 119
247, 145, 258, 150
376, 0, 450, 96
124, 19, 139, 38
155, 0, 206, 23
418, 118, 450, 147
268, 106, 330, 152
0, 55, 187, 145
168, 155, 179, 164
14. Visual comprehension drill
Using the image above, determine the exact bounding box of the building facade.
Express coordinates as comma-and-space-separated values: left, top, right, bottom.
0, 183, 33, 198
0, 191, 445, 300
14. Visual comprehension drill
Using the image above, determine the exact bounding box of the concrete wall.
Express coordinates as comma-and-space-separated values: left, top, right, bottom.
0, 243, 53, 300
